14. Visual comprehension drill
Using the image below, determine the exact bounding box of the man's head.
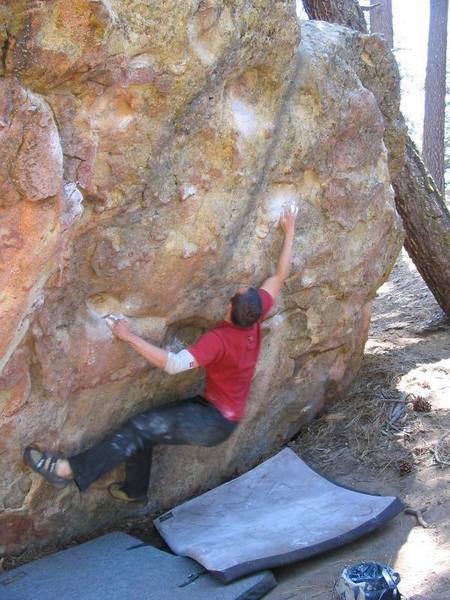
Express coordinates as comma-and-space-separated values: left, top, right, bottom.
229, 287, 262, 327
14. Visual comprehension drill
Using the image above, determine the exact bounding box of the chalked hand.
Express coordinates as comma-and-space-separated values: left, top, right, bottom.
104, 314, 131, 340
279, 203, 298, 235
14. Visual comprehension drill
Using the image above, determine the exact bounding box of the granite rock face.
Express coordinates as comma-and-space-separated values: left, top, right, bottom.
0, 1, 403, 555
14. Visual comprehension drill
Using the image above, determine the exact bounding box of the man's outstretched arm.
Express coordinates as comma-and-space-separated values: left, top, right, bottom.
106, 318, 199, 373
261, 204, 298, 301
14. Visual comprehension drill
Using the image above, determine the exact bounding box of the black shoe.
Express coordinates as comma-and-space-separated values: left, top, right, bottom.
108, 482, 147, 505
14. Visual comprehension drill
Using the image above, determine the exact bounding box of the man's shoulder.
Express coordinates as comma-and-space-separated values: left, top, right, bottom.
258, 288, 274, 319
188, 327, 226, 366
189, 327, 224, 352
201, 327, 226, 342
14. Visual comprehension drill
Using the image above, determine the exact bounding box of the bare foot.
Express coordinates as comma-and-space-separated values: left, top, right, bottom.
55, 459, 73, 479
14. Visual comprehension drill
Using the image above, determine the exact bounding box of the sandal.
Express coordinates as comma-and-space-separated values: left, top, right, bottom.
23, 447, 72, 488
108, 482, 147, 505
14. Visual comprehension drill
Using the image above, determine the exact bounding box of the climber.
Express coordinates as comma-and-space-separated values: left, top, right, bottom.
24, 204, 298, 503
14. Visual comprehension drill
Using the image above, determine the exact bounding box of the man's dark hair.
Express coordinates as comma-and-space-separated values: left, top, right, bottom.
230, 287, 263, 327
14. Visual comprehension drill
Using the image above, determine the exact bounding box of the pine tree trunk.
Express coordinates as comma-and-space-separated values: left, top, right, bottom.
302, 0, 450, 315
302, 0, 367, 32
422, 0, 448, 195
394, 137, 450, 313
369, 0, 394, 49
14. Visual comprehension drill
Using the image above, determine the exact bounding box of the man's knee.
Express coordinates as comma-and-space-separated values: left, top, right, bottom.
130, 410, 171, 440
204, 426, 235, 447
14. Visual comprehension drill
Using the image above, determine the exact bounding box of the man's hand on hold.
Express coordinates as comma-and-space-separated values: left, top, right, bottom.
104, 314, 169, 369
261, 203, 298, 302
279, 203, 298, 237
105, 315, 131, 341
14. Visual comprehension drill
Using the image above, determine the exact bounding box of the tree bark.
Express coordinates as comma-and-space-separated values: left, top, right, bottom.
302, 0, 367, 33
302, 0, 450, 315
369, 0, 394, 49
393, 137, 450, 313
422, 0, 448, 195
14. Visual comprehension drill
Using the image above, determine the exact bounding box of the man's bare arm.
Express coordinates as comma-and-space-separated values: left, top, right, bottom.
105, 317, 198, 371
261, 204, 298, 301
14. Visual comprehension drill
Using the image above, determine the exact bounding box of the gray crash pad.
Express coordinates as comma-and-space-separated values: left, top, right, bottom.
155, 448, 404, 582
0, 532, 276, 600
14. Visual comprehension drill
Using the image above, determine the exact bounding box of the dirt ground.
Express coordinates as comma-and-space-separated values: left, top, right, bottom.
266, 250, 450, 600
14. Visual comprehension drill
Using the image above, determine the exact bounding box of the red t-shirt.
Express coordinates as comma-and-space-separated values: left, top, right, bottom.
188, 288, 274, 422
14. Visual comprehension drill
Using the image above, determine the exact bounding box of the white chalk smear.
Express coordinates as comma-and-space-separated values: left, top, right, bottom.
231, 97, 258, 138
267, 186, 298, 223
62, 183, 84, 229
188, 21, 215, 65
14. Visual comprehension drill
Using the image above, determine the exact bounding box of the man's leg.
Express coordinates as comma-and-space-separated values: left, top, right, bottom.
67, 416, 150, 493
119, 397, 236, 498
68, 396, 237, 496
122, 447, 153, 499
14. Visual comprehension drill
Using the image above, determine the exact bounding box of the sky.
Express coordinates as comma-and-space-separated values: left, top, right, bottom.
391, 0, 430, 143
297, 1, 446, 148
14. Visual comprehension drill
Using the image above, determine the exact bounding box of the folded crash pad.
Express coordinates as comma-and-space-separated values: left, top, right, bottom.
155, 448, 404, 582
0, 532, 276, 600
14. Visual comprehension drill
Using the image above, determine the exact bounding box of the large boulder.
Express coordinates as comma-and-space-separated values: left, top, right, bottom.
0, 1, 403, 556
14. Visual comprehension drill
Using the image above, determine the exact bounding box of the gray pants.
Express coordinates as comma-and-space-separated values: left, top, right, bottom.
68, 396, 237, 498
